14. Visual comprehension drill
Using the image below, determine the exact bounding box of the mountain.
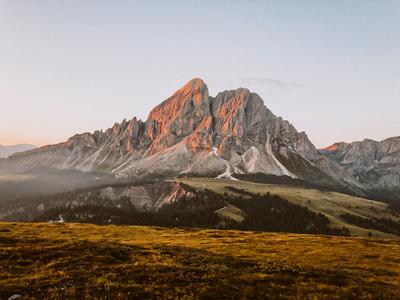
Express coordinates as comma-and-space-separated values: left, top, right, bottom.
320, 137, 400, 191
2, 78, 400, 237
0, 144, 36, 158
3, 79, 361, 193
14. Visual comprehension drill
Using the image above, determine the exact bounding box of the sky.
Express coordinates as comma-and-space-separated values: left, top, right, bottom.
0, 0, 399, 148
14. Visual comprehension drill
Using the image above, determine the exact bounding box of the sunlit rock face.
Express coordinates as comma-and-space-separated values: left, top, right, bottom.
211, 89, 268, 154
320, 137, 400, 189
4, 78, 361, 191
145, 78, 213, 153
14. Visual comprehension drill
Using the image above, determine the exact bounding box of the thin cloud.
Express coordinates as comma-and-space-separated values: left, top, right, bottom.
208, 77, 304, 90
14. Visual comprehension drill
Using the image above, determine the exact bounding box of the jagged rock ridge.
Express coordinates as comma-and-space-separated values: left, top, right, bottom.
6, 78, 360, 191
320, 137, 400, 189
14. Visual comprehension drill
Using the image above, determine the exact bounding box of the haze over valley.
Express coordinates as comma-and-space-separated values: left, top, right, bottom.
1, 78, 399, 239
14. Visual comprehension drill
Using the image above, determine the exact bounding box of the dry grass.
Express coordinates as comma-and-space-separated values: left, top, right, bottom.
1, 222, 400, 299
177, 178, 400, 238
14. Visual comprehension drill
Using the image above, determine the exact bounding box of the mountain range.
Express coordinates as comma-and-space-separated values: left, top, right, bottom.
320, 137, 400, 190
0, 78, 399, 235
3, 78, 364, 192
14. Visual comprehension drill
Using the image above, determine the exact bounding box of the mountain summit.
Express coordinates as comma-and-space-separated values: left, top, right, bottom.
5, 79, 360, 191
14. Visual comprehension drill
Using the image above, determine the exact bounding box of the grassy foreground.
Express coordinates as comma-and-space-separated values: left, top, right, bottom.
1, 223, 400, 299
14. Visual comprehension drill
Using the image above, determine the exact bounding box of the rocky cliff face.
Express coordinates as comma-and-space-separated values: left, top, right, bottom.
320, 137, 400, 189
5, 78, 361, 192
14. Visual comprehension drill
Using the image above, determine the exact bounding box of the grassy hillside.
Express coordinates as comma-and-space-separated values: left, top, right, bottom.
1, 222, 400, 299
177, 178, 400, 239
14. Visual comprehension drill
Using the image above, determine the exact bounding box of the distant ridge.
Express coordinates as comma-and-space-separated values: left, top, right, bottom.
320, 137, 400, 190
0, 144, 36, 158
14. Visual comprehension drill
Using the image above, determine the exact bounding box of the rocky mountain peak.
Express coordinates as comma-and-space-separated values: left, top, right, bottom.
148, 78, 209, 120
3, 78, 365, 194
177, 78, 207, 97
320, 142, 349, 153
145, 78, 211, 152
321, 144, 338, 152
210, 89, 268, 154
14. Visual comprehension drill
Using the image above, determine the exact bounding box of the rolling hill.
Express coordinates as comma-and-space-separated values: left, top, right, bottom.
177, 178, 400, 239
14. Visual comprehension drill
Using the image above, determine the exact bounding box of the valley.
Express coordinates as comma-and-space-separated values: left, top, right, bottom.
1, 169, 399, 239
177, 177, 400, 239
1, 78, 399, 238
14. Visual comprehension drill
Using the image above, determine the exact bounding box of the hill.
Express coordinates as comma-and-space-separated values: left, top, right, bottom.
1, 222, 400, 299
177, 178, 400, 239
2, 173, 399, 239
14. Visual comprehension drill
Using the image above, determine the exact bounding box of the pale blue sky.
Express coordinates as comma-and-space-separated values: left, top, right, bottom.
0, 0, 399, 147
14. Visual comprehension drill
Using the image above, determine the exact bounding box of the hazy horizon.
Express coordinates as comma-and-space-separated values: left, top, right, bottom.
1, 1, 399, 148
